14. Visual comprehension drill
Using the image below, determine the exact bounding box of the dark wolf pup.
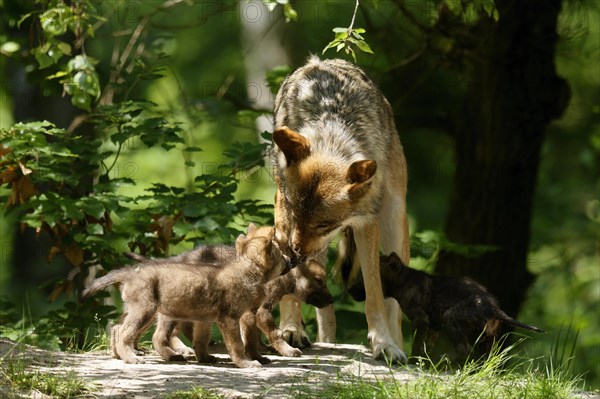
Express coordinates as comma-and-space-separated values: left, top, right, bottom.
83, 224, 289, 368
347, 251, 545, 363
272, 56, 409, 362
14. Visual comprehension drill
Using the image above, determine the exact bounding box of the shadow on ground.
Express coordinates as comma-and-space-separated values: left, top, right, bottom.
0, 338, 419, 398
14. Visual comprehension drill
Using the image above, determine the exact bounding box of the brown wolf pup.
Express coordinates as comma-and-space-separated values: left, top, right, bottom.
346, 252, 545, 363
126, 247, 334, 363
155, 258, 334, 364
83, 224, 289, 368
272, 56, 409, 362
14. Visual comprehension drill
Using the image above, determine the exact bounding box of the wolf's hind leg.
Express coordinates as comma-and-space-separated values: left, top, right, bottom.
153, 315, 186, 362
115, 307, 154, 364
192, 321, 217, 364
169, 322, 194, 356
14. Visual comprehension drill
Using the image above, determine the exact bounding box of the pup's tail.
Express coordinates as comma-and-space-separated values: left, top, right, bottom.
498, 311, 546, 333
333, 227, 366, 301
123, 252, 148, 262
82, 268, 130, 298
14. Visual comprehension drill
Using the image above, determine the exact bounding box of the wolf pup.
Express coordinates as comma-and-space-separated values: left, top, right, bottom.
347, 252, 545, 363
83, 224, 289, 368
160, 257, 334, 364
272, 56, 409, 362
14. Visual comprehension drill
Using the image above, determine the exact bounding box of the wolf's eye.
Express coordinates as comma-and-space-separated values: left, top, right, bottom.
315, 221, 335, 230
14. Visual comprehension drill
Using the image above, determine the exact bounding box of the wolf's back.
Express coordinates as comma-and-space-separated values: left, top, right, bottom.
82, 268, 131, 298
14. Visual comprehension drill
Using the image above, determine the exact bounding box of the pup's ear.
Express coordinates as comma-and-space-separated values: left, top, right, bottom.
235, 233, 247, 253
273, 126, 310, 165
387, 252, 403, 266
347, 160, 377, 184
247, 223, 257, 235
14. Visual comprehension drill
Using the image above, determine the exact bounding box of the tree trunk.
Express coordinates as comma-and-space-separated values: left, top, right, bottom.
436, 0, 570, 317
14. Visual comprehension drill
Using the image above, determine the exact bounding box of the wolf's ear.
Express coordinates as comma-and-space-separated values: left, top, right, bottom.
347, 160, 377, 184
247, 223, 257, 235
273, 126, 310, 165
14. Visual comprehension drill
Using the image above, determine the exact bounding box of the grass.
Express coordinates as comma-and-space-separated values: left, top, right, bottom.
165, 385, 225, 399
0, 356, 96, 398
289, 339, 588, 399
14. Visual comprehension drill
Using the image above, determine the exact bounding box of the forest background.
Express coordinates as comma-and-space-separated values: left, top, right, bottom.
0, 0, 598, 389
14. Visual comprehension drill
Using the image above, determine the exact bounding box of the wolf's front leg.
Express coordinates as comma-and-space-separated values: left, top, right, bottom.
240, 311, 271, 364
279, 295, 311, 348
355, 222, 408, 364
219, 316, 262, 368
316, 305, 336, 343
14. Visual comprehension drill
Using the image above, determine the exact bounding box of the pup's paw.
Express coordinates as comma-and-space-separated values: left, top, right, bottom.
282, 346, 303, 357
173, 346, 195, 356
123, 355, 145, 364
255, 355, 271, 365
238, 359, 262, 368
166, 354, 186, 362
282, 327, 311, 348
197, 354, 218, 364
372, 342, 408, 365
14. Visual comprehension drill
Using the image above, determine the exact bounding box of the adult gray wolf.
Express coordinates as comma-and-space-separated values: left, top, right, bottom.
272, 56, 410, 363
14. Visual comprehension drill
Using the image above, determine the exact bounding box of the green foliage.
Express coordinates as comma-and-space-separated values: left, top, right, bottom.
323, 27, 374, 62
292, 340, 583, 399
263, 0, 298, 23
0, 0, 274, 350
18, 0, 105, 110
165, 386, 225, 399
1, 357, 96, 399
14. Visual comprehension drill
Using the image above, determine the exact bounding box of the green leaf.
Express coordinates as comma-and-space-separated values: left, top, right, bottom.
57, 42, 72, 55
79, 198, 105, 219
34, 50, 55, 69
355, 40, 374, 54
86, 223, 104, 235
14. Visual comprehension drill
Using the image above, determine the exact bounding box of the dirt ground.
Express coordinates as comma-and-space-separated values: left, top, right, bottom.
2, 338, 599, 399
1, 338, 421, 398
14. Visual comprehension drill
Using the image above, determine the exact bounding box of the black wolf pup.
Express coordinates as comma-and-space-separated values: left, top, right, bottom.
347, 252, 545, 363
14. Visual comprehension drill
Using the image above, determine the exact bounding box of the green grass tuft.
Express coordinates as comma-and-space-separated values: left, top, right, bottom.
165, 385, 225, 399
1, 357, 96, 398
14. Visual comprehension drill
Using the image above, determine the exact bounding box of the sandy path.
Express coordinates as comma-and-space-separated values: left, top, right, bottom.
1, 339, 418, 398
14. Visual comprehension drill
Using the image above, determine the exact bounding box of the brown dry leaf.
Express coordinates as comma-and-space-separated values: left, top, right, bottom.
8, 175, 37, 205
47, 245, 61, 262
48, 284, 64, 303
0, 164, 19, 185
0, 147, 12, 157
63, 244, 84, 267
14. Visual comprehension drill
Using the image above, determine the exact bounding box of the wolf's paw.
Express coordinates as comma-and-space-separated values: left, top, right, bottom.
372, 342, 408, 365
282, 326, 311, 348
255, 355, 271, 365
238, 359, 262, 368
166, 354, 186, 362
173, 346, 195, 356
283, 347, 303, 357
197, 354, 218, 364
123, 355, 145, 364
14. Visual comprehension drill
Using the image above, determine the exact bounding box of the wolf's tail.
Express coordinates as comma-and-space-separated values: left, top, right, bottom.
82, 268, 130, 298
498, 310, 546, 333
